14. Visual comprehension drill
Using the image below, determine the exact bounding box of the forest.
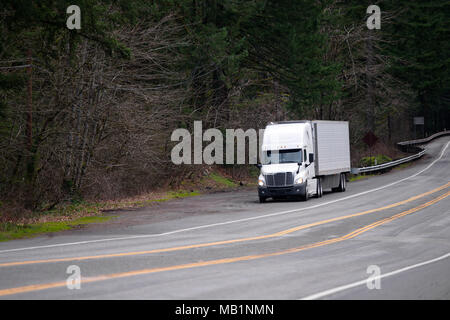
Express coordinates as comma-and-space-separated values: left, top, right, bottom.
0, 0, 449, 219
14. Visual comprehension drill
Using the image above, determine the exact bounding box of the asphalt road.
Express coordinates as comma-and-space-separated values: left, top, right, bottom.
0, 137, 449, 300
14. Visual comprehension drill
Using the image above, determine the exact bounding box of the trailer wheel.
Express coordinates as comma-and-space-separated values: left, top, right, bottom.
337, 173, 346, 192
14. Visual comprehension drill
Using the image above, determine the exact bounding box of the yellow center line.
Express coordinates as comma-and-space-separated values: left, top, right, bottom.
1, 182, 449, 268
0, 191, 448, 297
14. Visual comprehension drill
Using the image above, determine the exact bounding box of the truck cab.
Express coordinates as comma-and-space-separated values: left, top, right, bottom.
258, 121, 317, 202
257, 120, 350, 203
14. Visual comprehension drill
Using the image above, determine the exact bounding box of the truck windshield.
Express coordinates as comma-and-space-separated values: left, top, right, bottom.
262, 149, 302, 164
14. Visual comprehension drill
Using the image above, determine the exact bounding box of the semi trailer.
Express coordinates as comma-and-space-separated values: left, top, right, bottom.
257, 120, 351, 203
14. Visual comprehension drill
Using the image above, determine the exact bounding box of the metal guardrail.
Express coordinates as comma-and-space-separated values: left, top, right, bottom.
351, 130, 450, 174
397, 130, 450, 147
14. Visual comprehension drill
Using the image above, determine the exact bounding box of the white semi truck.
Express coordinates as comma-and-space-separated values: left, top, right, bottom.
257, 120, 351, 203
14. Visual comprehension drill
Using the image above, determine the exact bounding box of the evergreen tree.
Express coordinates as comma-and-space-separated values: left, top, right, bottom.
386, 0, 450, 133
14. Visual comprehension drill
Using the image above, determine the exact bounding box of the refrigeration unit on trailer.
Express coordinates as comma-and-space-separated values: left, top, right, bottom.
257, 120, 351, 203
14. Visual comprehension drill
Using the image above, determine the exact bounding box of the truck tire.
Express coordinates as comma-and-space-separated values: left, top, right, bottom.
316, 178, 323, 198
337, 173, 346, 192
332, 173, 346, 192
302, 186, 309, 201
259, 196, 267, 203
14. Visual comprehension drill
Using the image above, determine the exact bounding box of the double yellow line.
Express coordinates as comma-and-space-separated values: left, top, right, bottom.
0, 190, 448, 297
1, 182, 449, 268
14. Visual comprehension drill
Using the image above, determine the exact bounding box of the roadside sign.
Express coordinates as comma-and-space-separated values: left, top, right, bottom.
363, 131, 378, 147
414, 117, 424, 125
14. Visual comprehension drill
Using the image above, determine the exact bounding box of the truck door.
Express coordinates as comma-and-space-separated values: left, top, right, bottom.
305, 127, 316, 194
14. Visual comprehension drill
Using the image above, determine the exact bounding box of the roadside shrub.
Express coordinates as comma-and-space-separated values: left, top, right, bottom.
360, 154, 392, 167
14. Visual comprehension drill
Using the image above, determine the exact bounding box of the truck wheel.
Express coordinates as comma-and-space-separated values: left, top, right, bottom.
302, 188, 309, 201
337, 173, 346, 192
316, 179, 323, 198
259, 196, 267, 203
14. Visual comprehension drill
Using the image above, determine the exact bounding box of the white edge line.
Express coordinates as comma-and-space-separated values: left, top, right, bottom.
0, 141, 448, 254
300, 252, 450, 300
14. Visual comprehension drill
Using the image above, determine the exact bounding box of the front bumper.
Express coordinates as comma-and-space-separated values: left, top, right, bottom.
258, 183, 306, 198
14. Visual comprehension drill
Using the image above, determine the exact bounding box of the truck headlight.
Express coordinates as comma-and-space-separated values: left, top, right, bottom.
258, 179, 265, 187
295, 177, 304, 184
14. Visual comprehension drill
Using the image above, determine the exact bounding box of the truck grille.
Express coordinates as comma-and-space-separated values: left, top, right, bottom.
264, 172, 294, 187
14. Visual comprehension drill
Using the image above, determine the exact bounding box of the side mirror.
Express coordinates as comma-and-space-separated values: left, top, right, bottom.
309, 153, 314, 163
255, 163, 262, 169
